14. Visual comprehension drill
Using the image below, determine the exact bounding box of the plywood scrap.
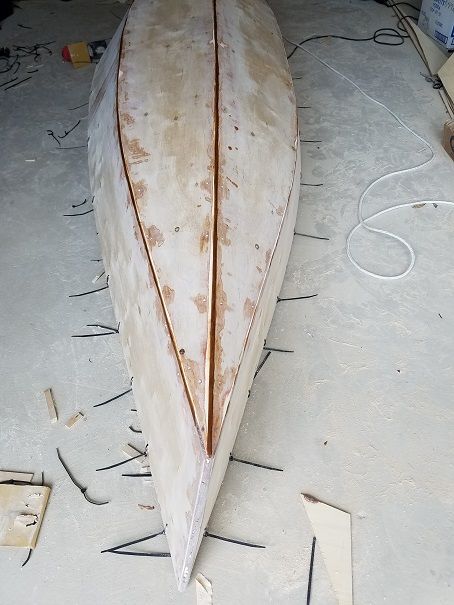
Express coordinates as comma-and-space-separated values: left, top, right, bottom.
0, 484, 50, 548
0, 471, 33, 483
43, 388, 58, 423
195, 573, 213, 605
301, 494, 352, 605
65, 411, 85, 429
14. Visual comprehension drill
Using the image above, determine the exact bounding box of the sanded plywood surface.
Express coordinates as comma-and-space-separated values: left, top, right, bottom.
88, 0, 298, 589
0, 485, 50, 549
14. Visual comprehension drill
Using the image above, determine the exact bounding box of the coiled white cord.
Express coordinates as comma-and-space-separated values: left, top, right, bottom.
286, 37, 454, 279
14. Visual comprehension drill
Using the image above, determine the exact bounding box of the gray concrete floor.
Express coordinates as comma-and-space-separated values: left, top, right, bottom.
1, 0, 453, 603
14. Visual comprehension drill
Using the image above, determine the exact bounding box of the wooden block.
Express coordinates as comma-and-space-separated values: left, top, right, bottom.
443, 120, 454, 160
0, 485, 50, 548
65, 412, 84, 429
0, 471, 34, 483
195, 573, 212, 605
43, 388, 58, 423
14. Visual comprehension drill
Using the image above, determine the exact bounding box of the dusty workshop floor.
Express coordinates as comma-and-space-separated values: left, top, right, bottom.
1, 0, 453, 603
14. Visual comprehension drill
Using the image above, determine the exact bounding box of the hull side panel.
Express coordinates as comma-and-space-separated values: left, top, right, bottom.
212, 0, 299, 445
88, 20, 207, 585
196, 142, 301, 583
118, 0, 216, 437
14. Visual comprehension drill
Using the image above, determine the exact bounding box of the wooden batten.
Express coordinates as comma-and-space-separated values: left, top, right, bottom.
88, 0, 300, 589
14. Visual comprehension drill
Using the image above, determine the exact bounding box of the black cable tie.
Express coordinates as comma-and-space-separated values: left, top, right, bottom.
72, 198, 87, 208
93, 387, 132, 408
57, 119, 81, 139
21, 549, 32, 567
71, 332, 116, 338
294, 231, 329, 241
0, 77, 18, 88
56, 145, 87, 150
96, 451, 145, 472
204, 531, 265, 549
56, 448, 109, 506
263, 346, 294, 353
63, 208, 94, 217
101, 528, 166, 554
129, 425, 142, 434
68, 102, 89, 111
254, 351, 271, 378
229, 455, 283, 472
121, 472, 152, 477
72, 323, 119, 338
277, 294, 318, 302
46, 129, 60, 146
4, 76, 31, 90
106, 550, 171, 557
306, 536, 317, 605
87, 323, 119, 333
69, 284, 108, 298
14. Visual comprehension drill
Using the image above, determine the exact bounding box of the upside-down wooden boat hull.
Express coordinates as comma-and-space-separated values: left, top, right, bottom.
88, 0, 300, 590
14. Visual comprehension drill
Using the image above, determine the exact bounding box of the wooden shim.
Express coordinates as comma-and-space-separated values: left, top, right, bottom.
43, 388, 58, 423
65, 411, 84, 429
301, 494, 352, 605
195, 573, 213, 605
0, 471, 34, 483
0, 485, 50, 548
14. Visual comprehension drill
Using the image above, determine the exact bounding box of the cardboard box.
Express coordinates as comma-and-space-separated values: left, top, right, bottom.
419, 0, 454, 49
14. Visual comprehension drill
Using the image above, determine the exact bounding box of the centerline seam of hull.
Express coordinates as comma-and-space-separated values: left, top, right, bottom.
207, 0, 220, 457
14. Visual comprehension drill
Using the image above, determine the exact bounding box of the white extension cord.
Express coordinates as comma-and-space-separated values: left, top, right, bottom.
286, 37, 454, 280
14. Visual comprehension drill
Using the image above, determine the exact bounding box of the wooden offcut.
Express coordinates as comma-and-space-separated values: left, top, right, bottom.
0, 485, 50, 549
65, 411, 84, 429
301, 494, 353, 605
43, 388, 58, 424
